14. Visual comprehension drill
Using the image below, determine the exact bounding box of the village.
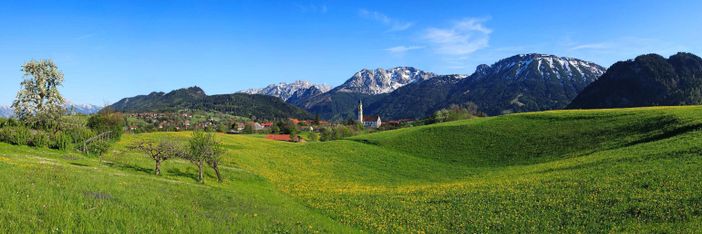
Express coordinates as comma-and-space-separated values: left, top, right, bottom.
123, 101, 417, 142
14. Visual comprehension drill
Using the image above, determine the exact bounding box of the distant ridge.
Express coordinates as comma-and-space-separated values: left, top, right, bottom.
240, 80, 331, 101
0, 103, 102, 118
109, 86, 311, 119
568, 52, 702, 109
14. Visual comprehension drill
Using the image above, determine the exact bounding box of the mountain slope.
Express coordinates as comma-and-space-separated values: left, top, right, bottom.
0, 103, 102, 118
0, 106, 12, 118
568, 52, 702, 109
449, 54, 606, 115
292, 67, 434, 120
367, 75, 465, 119
332, 67, 435, 95
109, 86, 311, 119
66, 103, 102, 115
363, 54, 605, 119
240, 80, 330, 101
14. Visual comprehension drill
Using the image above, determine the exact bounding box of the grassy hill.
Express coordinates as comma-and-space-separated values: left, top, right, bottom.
1, 106, 702, 232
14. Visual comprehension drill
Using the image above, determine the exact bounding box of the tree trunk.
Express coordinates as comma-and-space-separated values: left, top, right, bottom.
212, 161, 223, 182
155, 159, 162, 176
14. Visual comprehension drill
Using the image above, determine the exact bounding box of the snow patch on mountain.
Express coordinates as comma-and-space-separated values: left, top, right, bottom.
0, 103, 102, 118
0, 106, 12, 118
240, 80, 331, 101
334, 66, 436, 95
479, 54, 606, 81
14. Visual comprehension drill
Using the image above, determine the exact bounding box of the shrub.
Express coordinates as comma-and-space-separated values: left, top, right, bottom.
0, 126, 31, 145
308, 132, 320, 142
87, 108, 125, 140
320, 127, 333, 141
333, 126, 353, 139
29, 131, 50, 148
84, 140, 111, 156
63, 125, 95, 144
51, 131, 73, 151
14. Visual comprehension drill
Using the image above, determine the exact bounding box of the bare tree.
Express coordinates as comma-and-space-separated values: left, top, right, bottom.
130, 140, 183, 176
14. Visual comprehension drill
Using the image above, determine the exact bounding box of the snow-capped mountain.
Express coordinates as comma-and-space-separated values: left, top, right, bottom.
0, 105, 12, 118
447, 53, 607, 115
332, 67, 436, 95
66, 103, 102, 115
362, 54, 607, 119
472, 53, 605, 82
240, 80, 330, 101
0, 103, 102, 118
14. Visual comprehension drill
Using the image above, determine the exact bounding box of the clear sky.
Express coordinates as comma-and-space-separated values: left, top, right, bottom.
1, 0, 700, 105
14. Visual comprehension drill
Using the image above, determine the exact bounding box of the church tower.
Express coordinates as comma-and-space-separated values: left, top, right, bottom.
357, 100, 364, 123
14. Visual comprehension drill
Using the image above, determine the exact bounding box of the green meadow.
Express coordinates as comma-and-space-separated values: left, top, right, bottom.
1, 106, 702, 233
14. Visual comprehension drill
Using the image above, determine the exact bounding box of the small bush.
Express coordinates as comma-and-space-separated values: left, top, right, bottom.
51, 132, 73, 151
308, 132, 320, 142
87, 108, 125, 140
29, 131, 51, 148
0, 126, 31, 145
84, 141, 111, 156
63, 125, 95, 144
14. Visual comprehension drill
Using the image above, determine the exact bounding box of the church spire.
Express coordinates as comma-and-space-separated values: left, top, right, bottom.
358, 100, 363, 123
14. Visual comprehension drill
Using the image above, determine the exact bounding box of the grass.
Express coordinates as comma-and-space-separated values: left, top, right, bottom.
1, 106, 702, 232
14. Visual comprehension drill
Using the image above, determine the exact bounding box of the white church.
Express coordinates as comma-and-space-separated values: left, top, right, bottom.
357, 100, 381, 128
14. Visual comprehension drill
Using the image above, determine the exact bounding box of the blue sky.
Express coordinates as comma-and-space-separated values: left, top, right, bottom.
0, 0, 700, 105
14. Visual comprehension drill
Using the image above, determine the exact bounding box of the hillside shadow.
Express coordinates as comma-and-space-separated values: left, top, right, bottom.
625, 123, 702, 147
105, 162, 154, 175
165, 168, 199, 182
69, 162, 89, 167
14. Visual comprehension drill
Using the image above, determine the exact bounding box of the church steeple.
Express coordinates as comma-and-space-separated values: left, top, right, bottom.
357, 100, 363, 123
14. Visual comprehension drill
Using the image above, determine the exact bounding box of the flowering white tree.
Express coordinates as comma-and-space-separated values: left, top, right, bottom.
12, 59, 66, 129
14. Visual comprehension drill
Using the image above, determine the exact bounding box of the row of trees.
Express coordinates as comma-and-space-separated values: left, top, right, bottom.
130, 131, 224, 183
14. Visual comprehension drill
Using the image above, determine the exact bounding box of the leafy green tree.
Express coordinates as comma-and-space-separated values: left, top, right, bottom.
12, 59, 66, 129
87, 107, 125, 139
185, 131, 224, 183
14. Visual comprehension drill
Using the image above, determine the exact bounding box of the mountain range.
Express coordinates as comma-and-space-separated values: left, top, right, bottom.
240, 80, 330, 101
332, 67, 436, 95
568, 52, 702, 109
0, 103, 102, 118
108, 86, 311, 119
0, 106, 12, 118
107, 52, 702, 121
288, 54, 605, 119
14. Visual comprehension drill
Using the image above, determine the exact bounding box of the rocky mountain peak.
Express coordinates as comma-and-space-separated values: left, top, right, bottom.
334, 66, 436, 95
240, 80, 330, 101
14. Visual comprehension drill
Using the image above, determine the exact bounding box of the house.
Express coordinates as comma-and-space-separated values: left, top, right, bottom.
235, 122, 246, 131
261, 122, 274, 128
253, 122, 264, 131
289, 118, 301, 125
363, 115, 382, 128
357, 100, 381, 128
